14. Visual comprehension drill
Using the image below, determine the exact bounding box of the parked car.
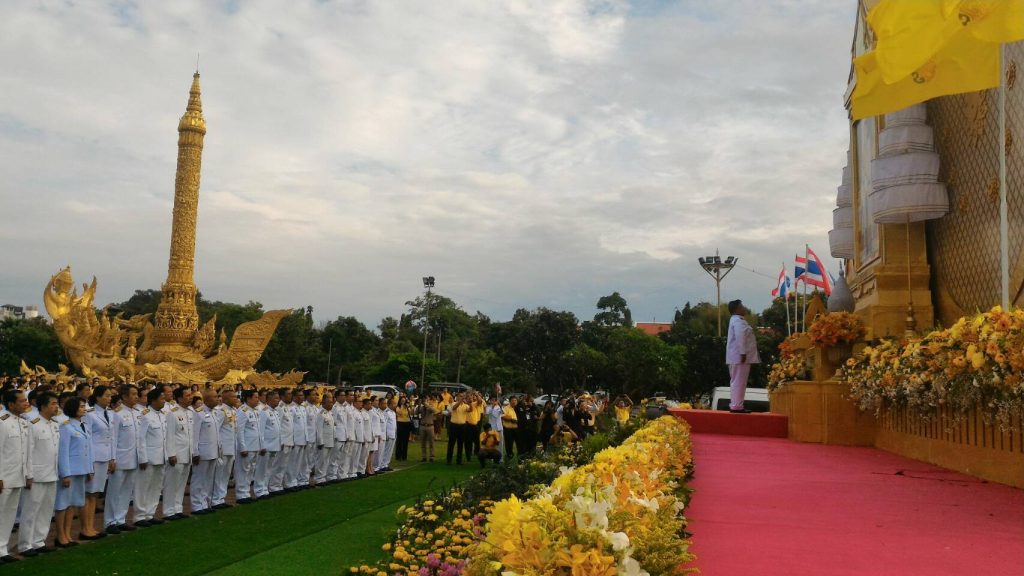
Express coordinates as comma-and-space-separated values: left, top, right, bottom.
533, 393, 561, 408
710, 387, 770, 412
502, 392, 528, 404
428, 382, 474, 396
354, 384, 402, 399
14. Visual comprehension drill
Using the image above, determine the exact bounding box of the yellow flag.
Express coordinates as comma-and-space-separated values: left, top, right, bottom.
852, 30, 999, 120
869, 0, 1024, 84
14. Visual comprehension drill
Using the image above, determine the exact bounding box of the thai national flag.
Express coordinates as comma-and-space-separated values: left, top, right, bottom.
771, 266, 791, 299
796, 247, 832, 295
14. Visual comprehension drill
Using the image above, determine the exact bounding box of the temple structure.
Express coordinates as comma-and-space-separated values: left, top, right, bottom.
830, 1, 1023, 337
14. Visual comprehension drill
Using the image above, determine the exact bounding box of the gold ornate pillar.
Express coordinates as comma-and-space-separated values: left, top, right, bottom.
152, 73, 206, 351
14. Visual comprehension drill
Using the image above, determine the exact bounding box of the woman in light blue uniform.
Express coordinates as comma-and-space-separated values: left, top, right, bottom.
56, 397, 92, 547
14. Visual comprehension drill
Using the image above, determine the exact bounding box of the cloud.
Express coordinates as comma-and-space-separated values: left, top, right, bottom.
0, 0, 854, 328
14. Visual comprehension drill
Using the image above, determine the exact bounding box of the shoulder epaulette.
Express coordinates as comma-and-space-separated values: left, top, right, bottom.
31, 417, 40, 424
0, 414, 8, 421
171, 406, 179, 412
61, 420, 71, 426
142, 409, 150, 415
86, 406, 95, 412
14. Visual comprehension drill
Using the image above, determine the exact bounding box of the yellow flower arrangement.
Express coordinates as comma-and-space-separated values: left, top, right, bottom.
767, 333, 809, 391
465, 417, 697, 576
808, 312, 866, 348
843, 306, 1024, 427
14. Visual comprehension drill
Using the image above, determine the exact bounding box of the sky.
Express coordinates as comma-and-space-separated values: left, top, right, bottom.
0, 0, 854, 329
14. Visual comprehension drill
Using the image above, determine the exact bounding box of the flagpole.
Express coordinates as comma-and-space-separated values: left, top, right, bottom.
999, 43, 1009, 310
783, 262, 791, 336
802, 244, 809, 331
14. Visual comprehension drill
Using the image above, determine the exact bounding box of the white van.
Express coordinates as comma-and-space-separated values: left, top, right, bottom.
710, 387, 770, 412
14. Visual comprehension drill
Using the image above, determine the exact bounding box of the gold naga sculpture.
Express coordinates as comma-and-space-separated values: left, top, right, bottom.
42, 72, 296, 387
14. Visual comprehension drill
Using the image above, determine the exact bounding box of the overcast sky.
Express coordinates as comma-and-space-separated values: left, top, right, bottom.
1, 0, 853, 328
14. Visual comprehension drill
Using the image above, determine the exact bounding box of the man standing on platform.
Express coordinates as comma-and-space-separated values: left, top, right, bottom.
725, 299, 759, 414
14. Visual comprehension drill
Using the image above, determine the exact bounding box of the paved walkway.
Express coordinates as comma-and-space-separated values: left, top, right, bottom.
686, 433, 1024, 576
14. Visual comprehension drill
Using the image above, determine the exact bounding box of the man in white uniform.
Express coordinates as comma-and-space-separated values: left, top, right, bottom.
313, 391, 335, 485
0, 390, 32, 562
211, 389, 238, 509
190, 389, 219, 514
255, 390, 281, 498
287, 390, 306, 490
105, 385, 145, 532
135, 389, 167, 526
300, 390, 319, 487
162, 387, 194, 519
271, 388, 293, 494
235, 390, 263, 502
380, 399, 397, 472
19, 391, 59, 556
725, 299, 760, 413
328, 392, 348, 482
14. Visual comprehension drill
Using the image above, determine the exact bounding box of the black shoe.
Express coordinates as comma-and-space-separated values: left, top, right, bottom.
38, 547, 57, 554
55, 541, 73, 549
20, 549, 39, 558
728, 409, 753, 414
135, 520, 152, 527
1, 555, 19, 563
213, 503, 230, 510
120, 524, 136, 531
236, 498, 253, 504
150, 518, 166, 525
193, 509, 211, 515
80, 532, 105, 540
105, 526, 121, 535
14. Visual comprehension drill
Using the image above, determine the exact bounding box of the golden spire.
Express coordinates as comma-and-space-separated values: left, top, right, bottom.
152, 72, 207, 352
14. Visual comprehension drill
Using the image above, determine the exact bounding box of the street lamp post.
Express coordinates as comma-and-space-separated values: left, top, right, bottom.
698, 250, 737, 337
419, 276, 435, 387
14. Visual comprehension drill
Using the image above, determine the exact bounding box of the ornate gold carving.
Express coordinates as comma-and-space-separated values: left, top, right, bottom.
1008, 60, 1017, 91
42, 74, 291, 384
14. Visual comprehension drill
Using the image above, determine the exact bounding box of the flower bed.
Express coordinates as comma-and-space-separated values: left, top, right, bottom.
347, 417, 696, 576
843, 306, 1024, 427
768, 333, 810, 391
808, 311, 865, 348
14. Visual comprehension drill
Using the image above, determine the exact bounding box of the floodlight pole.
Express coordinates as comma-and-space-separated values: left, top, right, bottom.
419, 276, 435, 387
698, 249, 738, 337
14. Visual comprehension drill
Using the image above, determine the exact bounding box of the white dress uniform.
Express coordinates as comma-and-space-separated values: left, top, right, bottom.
190, 405, 219, 512
234, 405, 262, 500
85, 405, 116, 493
271, 401, 293, 493
369, 407, 384, 470
20, 415, 57, 553
313, 408, 334, 484
379, 407, 397, 471
0, 409, 31, 557
254, 405, 280, 497
346, 404, 364, 478
328, 402, 348, 481
105, 405, 145, 528
359, 406, 373, 473
162, 404, 193, 516
301, 402, 319, 485
726, 314, 761, 410
134, 407, 166, 522
211, 404, 237, 507
287, 401, 306, 489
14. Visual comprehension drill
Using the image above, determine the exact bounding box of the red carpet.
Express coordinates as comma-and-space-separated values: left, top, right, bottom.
686, 433, 1024, 575
668, 408, 788, 437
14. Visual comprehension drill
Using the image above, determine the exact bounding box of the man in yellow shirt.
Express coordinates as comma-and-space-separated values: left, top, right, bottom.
501, 397, 519, 460
446, 393, 471, 465
477, 423, 501, 467
465, 393, 484, 458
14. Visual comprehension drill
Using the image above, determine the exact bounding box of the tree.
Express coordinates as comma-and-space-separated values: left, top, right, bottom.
594, 292, 633, 327
604, 327, 686, 398
320, 316, 380, 385
0, 318, 67, 376
493, 308, 580, 393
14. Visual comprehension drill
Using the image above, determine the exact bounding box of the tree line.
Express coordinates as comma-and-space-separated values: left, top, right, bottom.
1, 289, 803, 401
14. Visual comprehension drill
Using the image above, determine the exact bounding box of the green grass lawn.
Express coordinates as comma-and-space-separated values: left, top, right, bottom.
9, 437, 474, 576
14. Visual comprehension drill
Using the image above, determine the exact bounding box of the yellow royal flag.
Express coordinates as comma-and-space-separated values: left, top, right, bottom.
869, 0, 1024, 84
852, 29, 999, 120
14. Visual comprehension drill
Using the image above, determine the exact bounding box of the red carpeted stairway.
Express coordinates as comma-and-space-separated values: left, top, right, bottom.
684, 433, 1024, 575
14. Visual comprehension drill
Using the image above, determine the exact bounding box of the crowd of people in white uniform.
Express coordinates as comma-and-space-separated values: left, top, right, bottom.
0, 381, 402, 562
